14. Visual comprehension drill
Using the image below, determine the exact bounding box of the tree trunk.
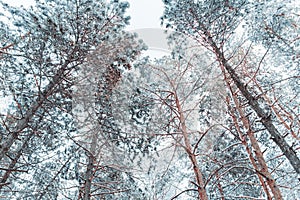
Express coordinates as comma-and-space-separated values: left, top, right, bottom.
83, 132, 97, 200
174, 93, 208, 200
226, 96, 272, 200
224, 73, 282, 199
0, 62, 71, 162
0, 133, 33, 190
206, 36, 300, 176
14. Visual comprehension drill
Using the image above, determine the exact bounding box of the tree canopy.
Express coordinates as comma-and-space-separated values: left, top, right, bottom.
0, 0, 299, 199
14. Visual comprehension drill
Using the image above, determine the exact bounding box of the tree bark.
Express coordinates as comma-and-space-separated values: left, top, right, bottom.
0, 61, 71, 162
83, 132, 97, 200
226, 96, 272, 200
174, 92, 208, 200
206, 36, 300, 176
225, 78, 282, 199
0, 133, 33, 190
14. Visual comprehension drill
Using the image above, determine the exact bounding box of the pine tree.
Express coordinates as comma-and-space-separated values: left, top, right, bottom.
0, 0, 146, 199
161, 0, 299, 198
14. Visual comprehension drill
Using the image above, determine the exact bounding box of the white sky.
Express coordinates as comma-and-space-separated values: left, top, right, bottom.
126, 0, 170, 58
126, 0, 164, 30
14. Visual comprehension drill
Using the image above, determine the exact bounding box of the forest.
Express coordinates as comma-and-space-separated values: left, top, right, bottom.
0, 0, 299, 199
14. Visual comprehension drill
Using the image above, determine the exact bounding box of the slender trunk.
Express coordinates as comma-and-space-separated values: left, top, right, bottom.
248, 132, 283, 200
0, 133, 33, 190
227, 96, 272, 200
174, 93, 208, 200
0, 63, 71, 162
215, 171, 225, 200
223, 67, 282, 199
206, 36, 300, 176
83, 132, 98, 200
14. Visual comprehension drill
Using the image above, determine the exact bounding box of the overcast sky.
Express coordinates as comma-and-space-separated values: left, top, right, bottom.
125, 0, 169, 58
126, 0, 164, 30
